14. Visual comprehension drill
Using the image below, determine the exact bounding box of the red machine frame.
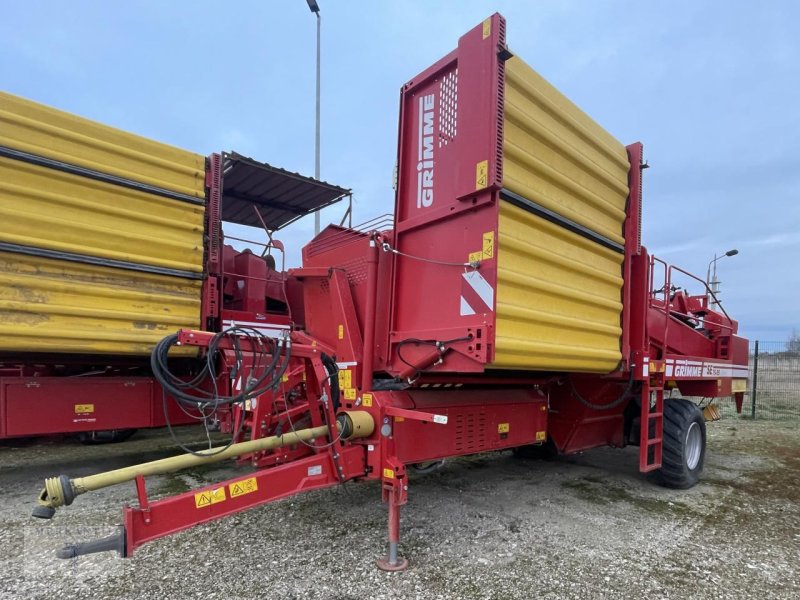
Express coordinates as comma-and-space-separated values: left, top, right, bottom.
31, 14, 748, 571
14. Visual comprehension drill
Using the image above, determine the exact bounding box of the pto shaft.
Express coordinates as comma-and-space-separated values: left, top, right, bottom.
35, 424, 330, 516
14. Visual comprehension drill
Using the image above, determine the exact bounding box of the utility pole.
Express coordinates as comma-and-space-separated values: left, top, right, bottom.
706, 248, 738, 308
307, 0, 322, 236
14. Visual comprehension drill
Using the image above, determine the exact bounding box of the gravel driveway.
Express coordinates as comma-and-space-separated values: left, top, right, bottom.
1, 419, 798, 600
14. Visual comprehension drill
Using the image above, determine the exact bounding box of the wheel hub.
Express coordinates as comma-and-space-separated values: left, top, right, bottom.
685, 421, 702, 470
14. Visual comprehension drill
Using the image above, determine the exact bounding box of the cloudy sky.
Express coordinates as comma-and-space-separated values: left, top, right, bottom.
2, 1, 797, 342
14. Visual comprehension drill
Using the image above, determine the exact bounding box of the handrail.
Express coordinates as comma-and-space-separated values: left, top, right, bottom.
648, 255, 735, 357
668, 263, 732, 322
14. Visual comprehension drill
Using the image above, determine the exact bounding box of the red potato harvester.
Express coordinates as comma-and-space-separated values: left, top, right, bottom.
25, 14, 748, 570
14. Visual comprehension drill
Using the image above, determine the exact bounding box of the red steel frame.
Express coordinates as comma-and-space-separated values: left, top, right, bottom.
33, 13, 749, 570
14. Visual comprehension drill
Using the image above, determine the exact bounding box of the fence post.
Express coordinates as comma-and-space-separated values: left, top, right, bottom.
750, 340, 759, 419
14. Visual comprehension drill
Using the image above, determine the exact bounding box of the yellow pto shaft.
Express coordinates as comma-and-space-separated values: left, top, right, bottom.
34, 424, 330, 517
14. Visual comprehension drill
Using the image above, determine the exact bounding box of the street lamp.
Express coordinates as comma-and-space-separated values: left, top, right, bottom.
706, 248, 738, 307
307, 0, 322, 236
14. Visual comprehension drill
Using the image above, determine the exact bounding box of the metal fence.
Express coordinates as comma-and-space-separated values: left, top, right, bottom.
718, 340, 800, 420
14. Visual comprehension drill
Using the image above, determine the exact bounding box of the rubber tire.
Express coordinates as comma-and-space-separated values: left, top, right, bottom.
657, 399, 706, 489
78, 429, 137, 445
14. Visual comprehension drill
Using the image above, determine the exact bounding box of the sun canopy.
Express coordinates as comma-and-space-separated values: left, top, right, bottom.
221, 152, 350, 231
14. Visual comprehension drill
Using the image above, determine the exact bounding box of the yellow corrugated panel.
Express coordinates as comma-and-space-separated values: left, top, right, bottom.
493, 202, 623, 372
503, 56, 629, 245
0, 157, 204, 273
0, 252, 201, 355
0, 91, 204, 199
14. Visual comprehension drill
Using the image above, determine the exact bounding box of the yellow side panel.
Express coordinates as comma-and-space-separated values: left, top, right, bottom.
503, 56, 629, 245
0, 252, 201, 355
493, 202, 623, 372
0, 158, 204, 273
0, 92, 204, 199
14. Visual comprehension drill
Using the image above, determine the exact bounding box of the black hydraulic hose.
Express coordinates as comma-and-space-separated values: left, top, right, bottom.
320, 353, 340, 411
568, 371, 636, 411
150, 327, 291, 409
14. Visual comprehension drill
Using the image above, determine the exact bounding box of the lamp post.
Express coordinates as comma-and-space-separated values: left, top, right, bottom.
706, 248, 738, 307
307, 0, 322, 236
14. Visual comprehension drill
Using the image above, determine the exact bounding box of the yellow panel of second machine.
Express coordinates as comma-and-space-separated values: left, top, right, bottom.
0, 91, 204, 199
502, 56, 629, 245
494, 203, 623, 372
0, 157, 205, 273
0, 252, 201, 355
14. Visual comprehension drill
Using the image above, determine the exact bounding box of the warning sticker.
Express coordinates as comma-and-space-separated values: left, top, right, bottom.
338, 324, 344, 340
194, 487, 226, 508
475, 159, 489, 189
362, 393, 373, 407
229, 477, 258, 499
468, 251, 483, 264
498, 422, 510, 434
344, 388, 356, 400
536, 431, 547, 441
74, 404, 94, 414
338, 369, 352, 389
482, 231, 494, 259
482, 18, 491, 39
383, 468, 395, 479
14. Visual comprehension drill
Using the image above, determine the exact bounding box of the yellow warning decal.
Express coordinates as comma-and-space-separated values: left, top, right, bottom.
468, 250, 483, 264
536, 431, 547, 442
362, 393, 373, 407
194, 487, 226, 508
383, 468, 395, 479
337, 324, 344, 340
475, 159, 488, 189
482, 18, 491, 39
74, 404, 94, 414
732, 379, 747, 393
229, 477, 258, 499
344, 388, 356, 400
338, 369, 352, 388
482, 231, 494, 259
498, 422, 509, 434
281, 374, 289, 383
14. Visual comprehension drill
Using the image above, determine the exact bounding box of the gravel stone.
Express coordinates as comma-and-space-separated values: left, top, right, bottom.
1, 419, 798, 599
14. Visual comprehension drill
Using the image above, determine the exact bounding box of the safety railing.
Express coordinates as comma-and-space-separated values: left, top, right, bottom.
305, 213, 395, 257
648, 255, 734, 356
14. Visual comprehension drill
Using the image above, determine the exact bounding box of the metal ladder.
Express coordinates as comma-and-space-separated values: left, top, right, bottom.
639, 373, 664, 472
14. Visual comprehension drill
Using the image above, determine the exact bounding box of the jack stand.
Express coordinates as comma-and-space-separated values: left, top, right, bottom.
376, 467, 408, 572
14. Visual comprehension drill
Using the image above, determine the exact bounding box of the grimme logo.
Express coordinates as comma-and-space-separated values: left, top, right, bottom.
416, 93, 435, 208
674, 364, 702, 377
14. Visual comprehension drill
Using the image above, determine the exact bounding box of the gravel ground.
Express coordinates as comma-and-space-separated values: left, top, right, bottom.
1, 418, 798, 600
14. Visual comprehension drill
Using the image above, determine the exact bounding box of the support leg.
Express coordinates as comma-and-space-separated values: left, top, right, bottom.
376, 482, 408, 571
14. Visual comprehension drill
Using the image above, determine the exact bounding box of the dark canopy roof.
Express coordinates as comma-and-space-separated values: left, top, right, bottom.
221, 152, 350, 231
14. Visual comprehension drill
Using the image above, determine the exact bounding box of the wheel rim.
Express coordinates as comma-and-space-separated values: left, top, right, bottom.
685, 421, 702, 470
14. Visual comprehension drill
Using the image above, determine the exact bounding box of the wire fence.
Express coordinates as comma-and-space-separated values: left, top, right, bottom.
718, 340, 800, 420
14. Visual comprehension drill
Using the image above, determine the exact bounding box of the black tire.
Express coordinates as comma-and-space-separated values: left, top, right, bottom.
657, 399, 706, 489
78, 429, 138, 445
